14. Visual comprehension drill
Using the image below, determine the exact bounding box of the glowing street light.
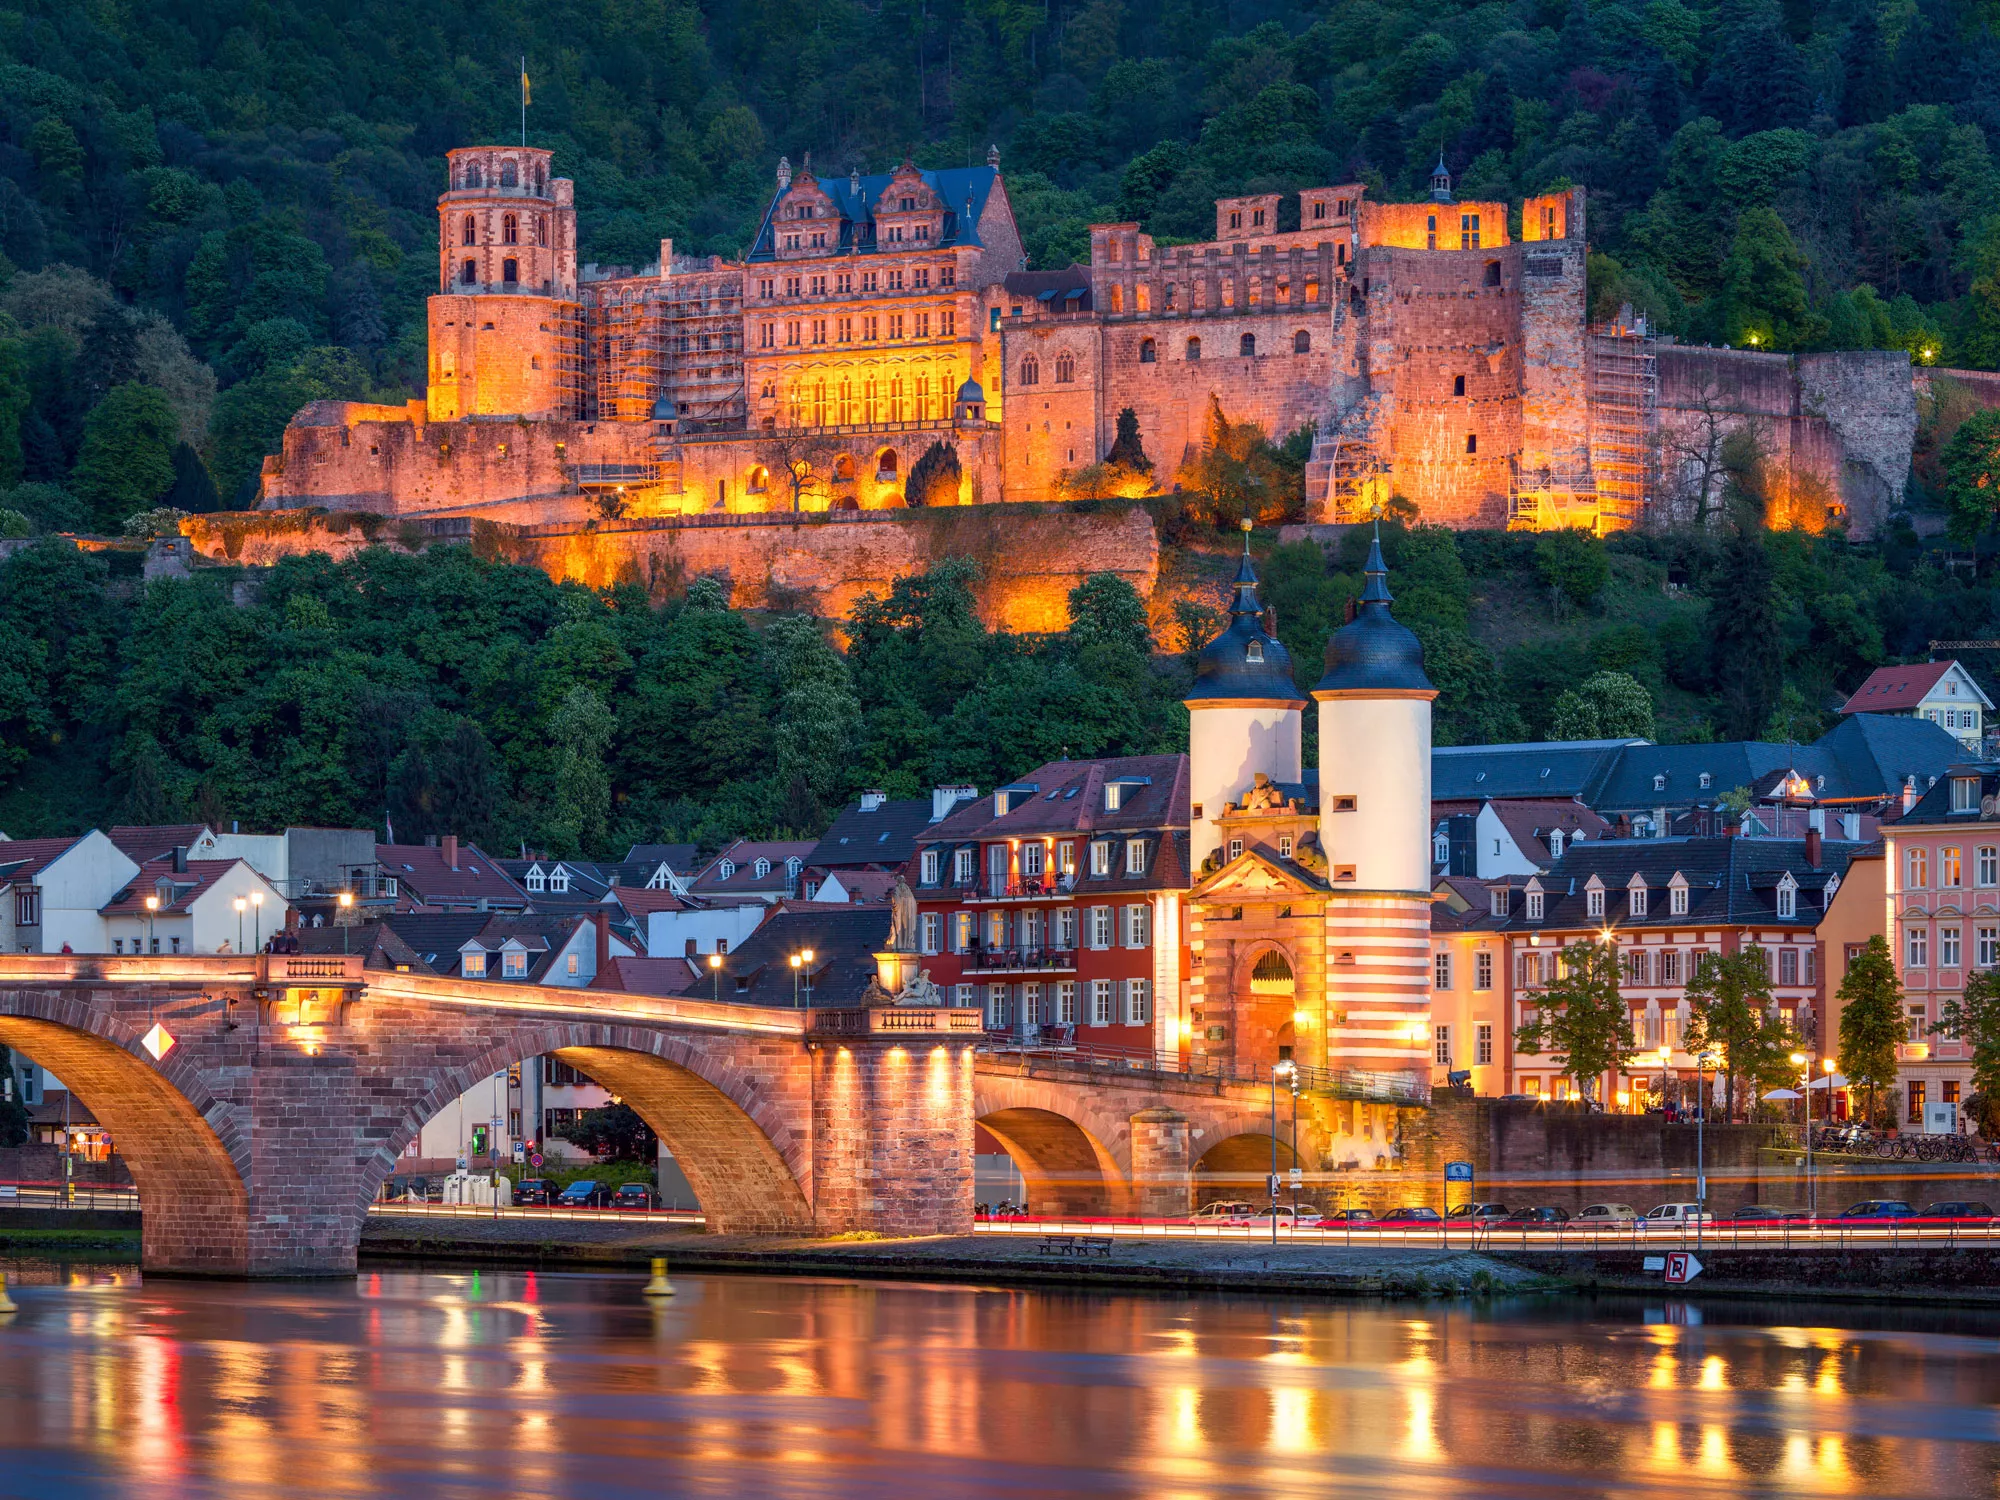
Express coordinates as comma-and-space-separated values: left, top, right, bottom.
338, 890, 354, 955
250, 890, 265, 952
790, 948, 818, 1007
143, 893, 159, 955
1270, 1059, 1297, 1243
707, 951, 723, 1003
233, 896, 246, 954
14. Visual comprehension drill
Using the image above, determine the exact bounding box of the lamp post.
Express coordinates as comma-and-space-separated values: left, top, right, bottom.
143, 894, 159, 955
708, 952, 722, 1003
233, 896, 246, 954
1696, 1049, 1715, 1248
250, 890, 265, 953
337, 890, 354, 956
1271, 1059, 1296, 1244
1286, 1064, 1301, 1212
790, 952, 803, 1007
801, 948, 815, 1006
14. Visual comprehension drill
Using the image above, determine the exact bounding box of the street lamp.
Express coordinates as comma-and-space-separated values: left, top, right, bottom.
337, 890, 354, 955
233, 896, 246, 954
1791, 1050, 1813, 1219
143, 894, 159, 955
708, 951, 723, 1003
1695, 1049, 1716, 1248
788, 949, 819, 1007
250, 890, 265, 952
1271, 1059, 1297, 1245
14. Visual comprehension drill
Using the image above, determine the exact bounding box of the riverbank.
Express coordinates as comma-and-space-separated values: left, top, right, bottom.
358, 1216, 1563, 1298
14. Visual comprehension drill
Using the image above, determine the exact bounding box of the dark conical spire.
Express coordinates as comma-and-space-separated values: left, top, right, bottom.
1184, 525, 1306, 708
1314, 525, 1434, 696
1360, 521, 1393, 605
1228, 521, 1263, 618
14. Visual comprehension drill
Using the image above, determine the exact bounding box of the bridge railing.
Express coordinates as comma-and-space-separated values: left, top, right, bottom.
979, 1039, 1431, 1105
806, 1005, 986, 1038
0, 953, 366, 985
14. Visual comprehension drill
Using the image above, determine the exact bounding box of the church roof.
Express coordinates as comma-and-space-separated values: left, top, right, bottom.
1185, 547, 1307, 707
1314, 531, 1434, 696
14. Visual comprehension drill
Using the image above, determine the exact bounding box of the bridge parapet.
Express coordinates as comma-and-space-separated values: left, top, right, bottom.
808, 1006, 985, 1038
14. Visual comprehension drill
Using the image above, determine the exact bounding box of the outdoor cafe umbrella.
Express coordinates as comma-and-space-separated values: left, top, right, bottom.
1762, 1088, 1803, 1100
1807, 1073, 1849, 1089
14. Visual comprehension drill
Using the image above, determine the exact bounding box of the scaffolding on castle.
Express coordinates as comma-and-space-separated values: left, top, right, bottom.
1507, 462, 1601, 532
1588, 318, 1658, 530
582, 277, 746, 427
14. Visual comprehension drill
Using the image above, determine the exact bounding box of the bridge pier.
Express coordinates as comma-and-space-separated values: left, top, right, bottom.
809, 1030, 977, 1236
1129, 1108, 1192, 1219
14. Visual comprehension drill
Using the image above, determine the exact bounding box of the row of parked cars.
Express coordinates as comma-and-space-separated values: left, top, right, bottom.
1189, 1198, 2000, 1227
383, 1175, 664, 1210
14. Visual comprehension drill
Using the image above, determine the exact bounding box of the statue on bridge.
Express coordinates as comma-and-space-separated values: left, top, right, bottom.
887, 875, 919, 954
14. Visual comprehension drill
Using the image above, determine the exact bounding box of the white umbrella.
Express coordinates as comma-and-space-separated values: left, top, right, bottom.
1762, 1088, 1803, 1100
1808, 1073, 1849, 1090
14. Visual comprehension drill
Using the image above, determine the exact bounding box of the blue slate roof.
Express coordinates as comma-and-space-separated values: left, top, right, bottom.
1491, 836, 1864, 933
1431, 740, 1640, 802
1186, 550, 1308, 706
748, 164, 999, 262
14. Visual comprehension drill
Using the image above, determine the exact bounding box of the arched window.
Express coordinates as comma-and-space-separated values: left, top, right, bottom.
466, 164, 483, 189
1250, 950, 1295, 995
877, 448, 899, 477
502, 258, 518, 284
502, 213, 518, 245
462, 215, 477, 247
1140, 338, 1156, 363
1055, 353, 1075, 383
1186, 337, 1201, 361
1239, 333, 1256, 357
747, 466, 768, 494
499, 161, 518, 188
1020, 357, 1040, 386
1293, 329, 1310, 353
461, 258, 477, 285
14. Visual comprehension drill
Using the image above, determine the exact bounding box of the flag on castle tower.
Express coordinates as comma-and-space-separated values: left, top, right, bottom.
521, 68, 530, 107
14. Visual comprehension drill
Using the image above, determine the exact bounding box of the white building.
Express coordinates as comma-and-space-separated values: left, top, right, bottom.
100, 857, 291, 955
0, 832, 140, 953
1841, 661, 1993, 751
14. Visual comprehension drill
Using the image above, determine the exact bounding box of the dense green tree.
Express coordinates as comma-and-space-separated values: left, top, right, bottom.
1708, 528, 1782, 739
1942, 409, 2000, 543
1514, 941, 1636, 1103
1719, 207, 1814, 349
547, 686, 616, 857
1534, 529, 1609, 615
1684, 950, 1794, 1121
69, 382, 176, 529
1547, 671, 1656, 740
1837, 935, 1905, 1127
1934, 969, 2000, 1126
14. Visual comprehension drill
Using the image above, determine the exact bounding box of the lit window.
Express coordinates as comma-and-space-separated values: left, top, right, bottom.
463, 950, 487, 977
1434, 952, 1452, 990
503, 950, 526, 977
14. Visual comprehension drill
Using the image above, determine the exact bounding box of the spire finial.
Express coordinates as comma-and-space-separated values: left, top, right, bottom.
1241, 514, 1253, 557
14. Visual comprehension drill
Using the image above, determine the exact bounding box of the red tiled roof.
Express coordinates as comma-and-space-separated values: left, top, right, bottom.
1487, 800, 1613, 865
808, 869, 897, 905
593, 956, 703, 996
106, 824, 211, 862
376, 843, 527, 907
1840, 664, 1963, 714
0, 835, 88, 884
691, 840, 816, 897
611, 887, 690, 917
99, 859, 257, 916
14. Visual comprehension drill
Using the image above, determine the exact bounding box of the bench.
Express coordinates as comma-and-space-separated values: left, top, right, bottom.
1036, 1234, 1115, 1258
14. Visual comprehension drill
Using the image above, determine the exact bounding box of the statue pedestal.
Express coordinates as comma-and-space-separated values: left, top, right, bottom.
874, 950, 915, 996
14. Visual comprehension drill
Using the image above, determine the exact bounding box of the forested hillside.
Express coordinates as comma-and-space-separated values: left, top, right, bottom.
0, 0, 1998, 533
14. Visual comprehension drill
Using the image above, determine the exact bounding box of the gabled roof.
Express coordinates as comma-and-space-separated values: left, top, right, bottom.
1814, 712, 1966, 800
380, 912, 494, 970
106, 824, 212, 863
611, 887, 691, 918
1842, 662, 1993, 713
0, 835, 90, 885
748, 163, 1000, 261
706, 905, 893, 1008
691, 840, 816, 898
1432, 741, 1639, 802
919, 754, 1190, 843
593, 955, 703, 996
1484, 800, 1613, 865
806, 797, 934, 870
99, 858, 265, 917
377, 843, 527, 909
624, 843, 699, 871
808, 869, 898, 906
1494, 836, 1862, 932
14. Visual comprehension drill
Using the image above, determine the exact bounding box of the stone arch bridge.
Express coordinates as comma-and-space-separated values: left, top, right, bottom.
0, 956, 1427, 1276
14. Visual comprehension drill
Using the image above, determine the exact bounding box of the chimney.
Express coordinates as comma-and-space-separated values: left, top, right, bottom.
931, 784, 977, 823
171, 845, 187, 874
592, 909, 610, 979
1843, 811, 1862, 840
1903, 775, 1918, 814
859, 789, 888, 813
1806, 827, 1822, 870
443, 834, 459, 870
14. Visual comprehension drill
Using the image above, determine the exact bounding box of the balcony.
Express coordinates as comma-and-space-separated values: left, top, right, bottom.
960, 947, 1078, 976
806, 1005, 984, 1038
965, 875, 1078, 903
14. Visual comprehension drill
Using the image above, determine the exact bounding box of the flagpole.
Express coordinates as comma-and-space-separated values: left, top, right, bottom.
520, 56, 527, 146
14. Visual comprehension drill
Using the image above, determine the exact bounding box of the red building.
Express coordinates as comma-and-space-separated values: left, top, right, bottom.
909, 755, 1189, 1059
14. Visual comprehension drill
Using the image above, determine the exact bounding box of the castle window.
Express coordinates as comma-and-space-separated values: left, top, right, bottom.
1228, 210, 1242, 230
536, 216, 547, 246
1140, 338, 1156, 363
1485, 260, 1501, 287
502, 258, 518, 284
1109, 285, 1123, 313
1186, 337, 1201, 360
1055, 353, 1075, 383
1252, 207, 1266, 227
1020, 357, 1040, 386
466, 164, 483, 188
1239, 333, 1255, 357
500, 161, 517, 187
1465, 433, 1476, 454
900, 196, 915, 211
462, 259, 477, 285
1305, 278, 1320, 301
1541, 204, 1558, 239
1460, 213, 1481, 250
1164, 284, 1177, 310
746, 466, 768, 494
461, 215, 477, 247
1293, 330, 1310, 353
502, 214, 518, 245
1426, 215, 1437, 250
1454, 374, 1466, 397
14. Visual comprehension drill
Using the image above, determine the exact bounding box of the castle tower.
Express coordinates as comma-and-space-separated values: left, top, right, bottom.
427, 145, 582, 421
1184, 536, 1306, 872
1313, 531, 1436, 1073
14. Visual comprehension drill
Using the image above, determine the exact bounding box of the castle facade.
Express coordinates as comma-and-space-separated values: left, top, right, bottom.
261, 146, 1915, 537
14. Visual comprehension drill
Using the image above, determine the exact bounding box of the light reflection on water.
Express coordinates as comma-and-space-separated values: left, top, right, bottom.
0, 1264, 1995, 1497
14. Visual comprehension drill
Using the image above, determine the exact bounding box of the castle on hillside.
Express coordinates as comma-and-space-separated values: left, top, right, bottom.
261, 145, 1917, 536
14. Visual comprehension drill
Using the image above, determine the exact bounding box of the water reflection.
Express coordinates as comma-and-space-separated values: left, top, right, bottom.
0, 1264, 1995, 1496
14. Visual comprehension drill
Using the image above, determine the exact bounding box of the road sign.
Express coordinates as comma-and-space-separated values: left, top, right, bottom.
1288, 1166, 1303, 1187
1664, 1252, 1704, 1284
455, 1155, 469, 1172
512, 1143, 526, 1164
1643, 1256, 1666, 1271
1444, 1161, 1474, 1182
530, 1152, 543, 1167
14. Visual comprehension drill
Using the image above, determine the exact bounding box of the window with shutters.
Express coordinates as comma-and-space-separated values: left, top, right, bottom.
1090, 907, 1114, 948
1055, 981, 1078, 1025
1125, 905, 1150, 948
1126, 979, 1150, 1025
920, 913, 942, 955
1090, 979, 1114, 1025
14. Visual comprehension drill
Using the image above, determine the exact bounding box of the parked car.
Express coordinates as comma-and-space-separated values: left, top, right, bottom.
1189, 1200, 1259, 1224
1498, 1206, 1572, 1227
1377, 1206, 1444, 1224
1918, 1200, 1998, 1220
1574, 1203, 1636, 1223
557, 1179, 614, 1208
1837, 1199, 1916, 1219
1248, 1204, 1325, 1226
1445, 1202, 1510, 1221
1320, 1208, 1378, 1224
1724, 1204, 1808, 1222
1640, 1202, 1712, 1228
511, 1177, 556, 1206
612, 1183, 660, 1211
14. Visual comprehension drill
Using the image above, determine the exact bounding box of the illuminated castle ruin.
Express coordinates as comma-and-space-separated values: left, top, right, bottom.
262, 147, 1917, 537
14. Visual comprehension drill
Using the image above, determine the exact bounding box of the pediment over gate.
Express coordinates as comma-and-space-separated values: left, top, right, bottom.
1191, 848, 1323, 904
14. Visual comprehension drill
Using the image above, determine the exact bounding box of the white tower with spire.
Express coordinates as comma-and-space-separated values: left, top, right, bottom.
1183, 530, 1306, 873
1313, 528, 1437, 1072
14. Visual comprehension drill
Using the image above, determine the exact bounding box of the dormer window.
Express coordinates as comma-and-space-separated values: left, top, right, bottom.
549, 867, 569, 893
503, 949, 527, 977
1953, 777, 1980, 813
754, 858, 772, 878
1246, 641, 1264, 664
1628, 877, 1648, 917
1585, 880, 1604, 918
1669, 875, 1689, 916
1549, 829, 1566, 858
462, 949, 487, 977
1091, 841, 1112, 876
786, 856, 802, 879
920, 849, 942, 885
1490, 887, 1508, 917
1699, 773, 1712, 790
1104, 783, 1124, 812
526, 867, 546, 892
1525, 882, 1544, 921
718, 860, 736, 880
1776, 873, 1798, 919
1126, 839, 1148, 875
1653, 774, 1667, 792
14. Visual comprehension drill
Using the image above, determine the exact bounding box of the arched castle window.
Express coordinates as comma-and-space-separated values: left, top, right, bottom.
1239, 333, 1256, 357
500, 161, 518, 187
747, 466, 768, 494
466, 164, 483, 188
502, 214, 518, 245
877, 448, 899, 477
1019, 357, 1040, 386
1293, 330, 1310, 353
1108, 285, 1123, 313
462, 258, 477, 285
462, 215, 476, 247
1055, 353, 1075, 383
1250, 950, 1295, 995
1139, 338, 1156, 363
502, 258, 518, 284
1186, 337, 1201, 361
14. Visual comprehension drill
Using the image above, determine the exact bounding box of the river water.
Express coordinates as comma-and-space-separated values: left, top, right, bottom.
0, 1265, 1996, 1497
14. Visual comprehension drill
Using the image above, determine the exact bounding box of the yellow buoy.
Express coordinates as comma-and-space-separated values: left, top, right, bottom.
0, 1271, 18, 1314
641, 1257, 675, 1298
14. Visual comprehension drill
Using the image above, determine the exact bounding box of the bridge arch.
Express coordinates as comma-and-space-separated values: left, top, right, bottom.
1193, 1130, 1299, 1208
362, 1021, 813, 1235
973, 1076, 1138, 1217
0, 991, 249, 1275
